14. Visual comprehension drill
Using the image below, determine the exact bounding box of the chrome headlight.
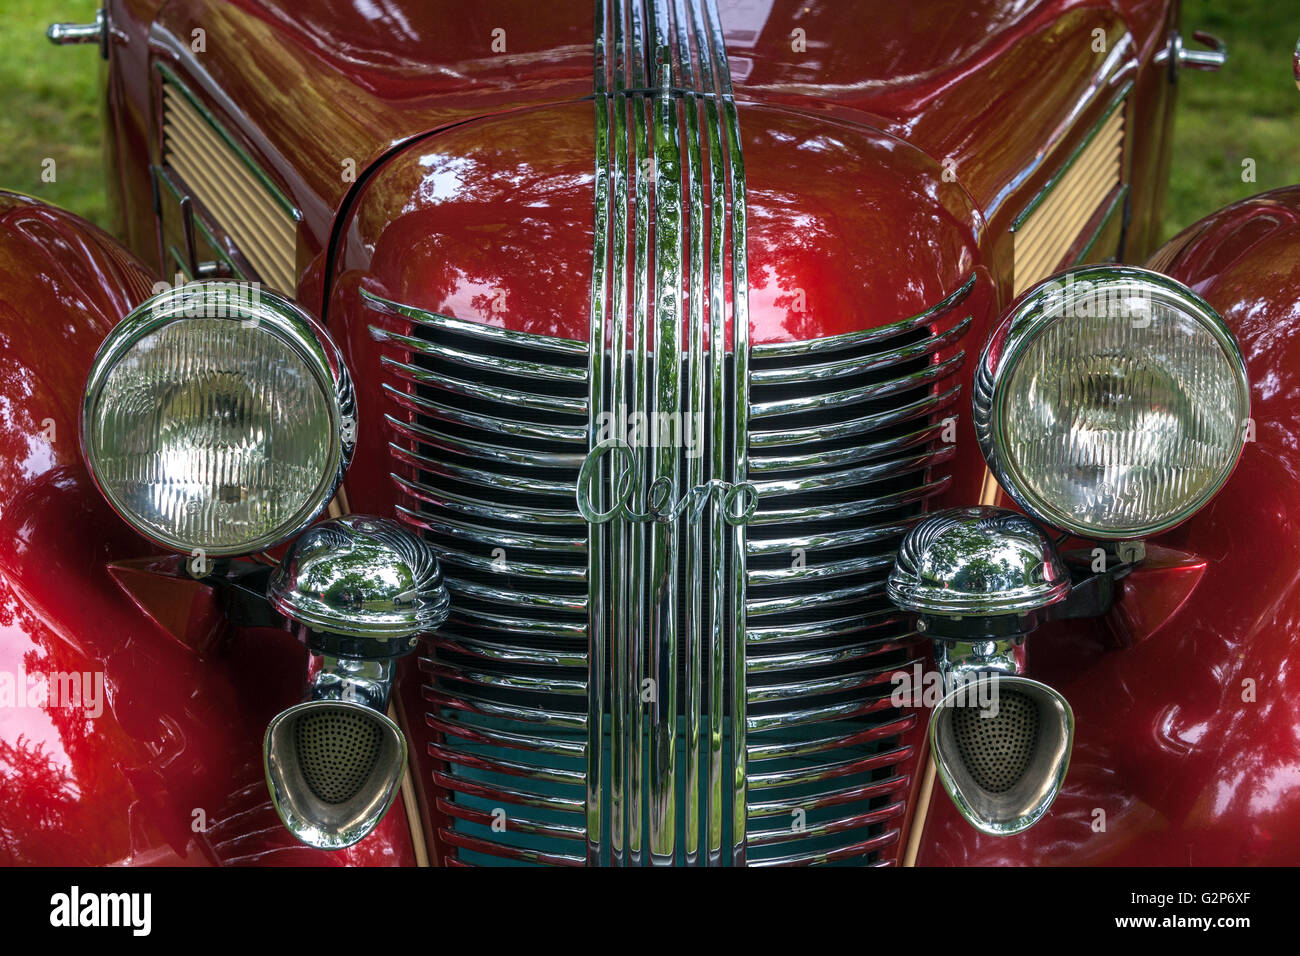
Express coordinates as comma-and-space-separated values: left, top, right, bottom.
973, 266, 1249, 538
82, 282, 354, 556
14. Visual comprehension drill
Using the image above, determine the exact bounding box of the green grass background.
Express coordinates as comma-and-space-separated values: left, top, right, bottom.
0, 0, 1296, 242
1167, 0, 1300, 238
2, 0, 107, 229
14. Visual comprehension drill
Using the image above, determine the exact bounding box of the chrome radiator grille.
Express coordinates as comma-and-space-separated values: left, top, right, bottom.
369, 272, 973, 865
366, 0, 979, 866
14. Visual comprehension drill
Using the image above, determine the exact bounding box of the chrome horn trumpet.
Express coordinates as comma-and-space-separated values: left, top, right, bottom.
888, 507, 1074, 836
264, 516, 449, 849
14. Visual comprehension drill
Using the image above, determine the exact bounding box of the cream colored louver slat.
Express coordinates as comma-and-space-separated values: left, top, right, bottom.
1013, 105, 1125, 296
161, 81, 298, 293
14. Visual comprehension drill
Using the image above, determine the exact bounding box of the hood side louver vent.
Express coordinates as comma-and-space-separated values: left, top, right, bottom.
160, 75, 299, 293
1012, 99, 1125, 296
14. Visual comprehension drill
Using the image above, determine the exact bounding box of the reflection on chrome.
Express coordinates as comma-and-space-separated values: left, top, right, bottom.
889, 508, 1074, 835
264, 516, 449, 849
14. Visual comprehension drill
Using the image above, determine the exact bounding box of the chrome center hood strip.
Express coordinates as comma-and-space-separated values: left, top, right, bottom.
588, 0, 750, 866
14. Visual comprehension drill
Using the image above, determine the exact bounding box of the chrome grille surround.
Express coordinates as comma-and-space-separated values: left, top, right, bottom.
370, 0, 976, 865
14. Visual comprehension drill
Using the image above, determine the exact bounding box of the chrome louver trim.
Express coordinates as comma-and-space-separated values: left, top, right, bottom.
382, 383, 588, 442
379, 355, 588, 415
751, 316, 972, 386
365, 290, 588, 355
1011, 85, 1130, 296
750, 275, 976, 359
749, 384, 964, 447
750, 353, 966, 418
372, 326, 589, 382
158, 66, 300, 292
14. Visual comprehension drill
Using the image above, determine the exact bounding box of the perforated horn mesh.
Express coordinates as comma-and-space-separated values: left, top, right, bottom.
293, 704, 385, 805
952, 690, 1041, 793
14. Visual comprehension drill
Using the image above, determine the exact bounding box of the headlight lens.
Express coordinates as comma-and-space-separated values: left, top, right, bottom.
83, 282, 354, 556
973, 266, 1249, 538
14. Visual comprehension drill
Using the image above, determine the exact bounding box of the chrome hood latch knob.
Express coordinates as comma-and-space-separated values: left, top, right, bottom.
47, 9, 108, 58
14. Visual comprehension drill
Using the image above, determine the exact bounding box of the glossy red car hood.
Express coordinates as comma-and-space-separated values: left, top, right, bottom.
328, 98, 987, 348
151, 0, 1156, 260
231, 0, 1138, 111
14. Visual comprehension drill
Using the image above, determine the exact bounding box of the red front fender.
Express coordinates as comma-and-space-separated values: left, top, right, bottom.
0, 193, 414, 865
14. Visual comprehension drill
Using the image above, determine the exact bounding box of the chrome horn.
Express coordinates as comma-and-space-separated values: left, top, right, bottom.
264, 516, 449, 849
888, 507, 1074, 835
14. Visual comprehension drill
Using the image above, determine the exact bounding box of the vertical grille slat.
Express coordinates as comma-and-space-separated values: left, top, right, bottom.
647, 0, 686, 865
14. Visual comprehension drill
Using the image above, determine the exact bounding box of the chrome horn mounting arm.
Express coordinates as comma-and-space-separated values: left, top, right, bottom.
261, 516, 450, 850
886, 507, 1135, 836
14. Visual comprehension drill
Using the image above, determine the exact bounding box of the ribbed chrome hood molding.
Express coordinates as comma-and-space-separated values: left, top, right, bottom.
587, 0, 749, 866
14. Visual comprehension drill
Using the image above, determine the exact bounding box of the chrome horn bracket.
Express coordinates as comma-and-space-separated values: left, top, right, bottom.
937, 636, 1023, 678
888, 508, 1081, 835
263, 516, 450, 850
308, 654, 398, 711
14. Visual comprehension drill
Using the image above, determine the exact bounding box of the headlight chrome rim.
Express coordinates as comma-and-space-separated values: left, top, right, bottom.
973, 265, 1249, 539
82, 281, 355, 557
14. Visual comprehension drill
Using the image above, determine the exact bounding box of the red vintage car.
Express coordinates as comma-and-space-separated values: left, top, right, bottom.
1, 0, 1295, 868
